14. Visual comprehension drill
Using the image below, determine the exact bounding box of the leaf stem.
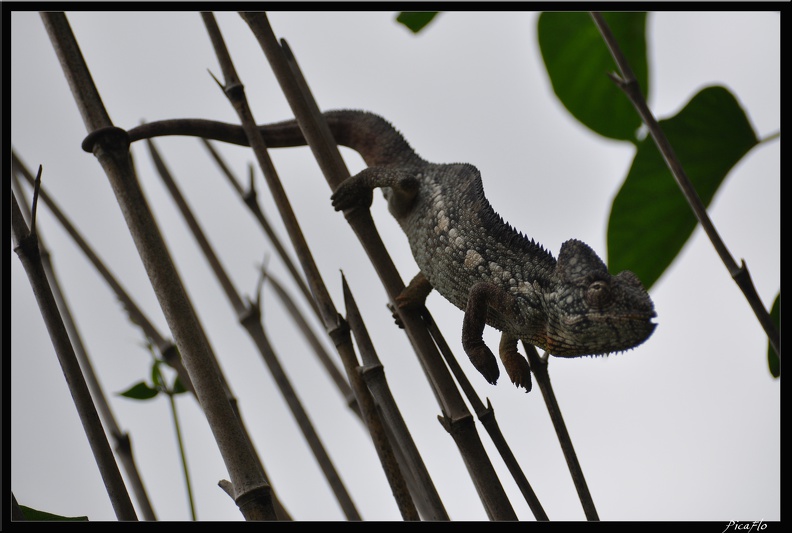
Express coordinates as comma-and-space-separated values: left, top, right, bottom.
168, 392, 196, 520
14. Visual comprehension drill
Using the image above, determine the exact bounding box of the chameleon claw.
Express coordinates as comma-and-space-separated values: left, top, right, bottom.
500, 342, 532, 392
504, 357, 532, 392
387, 303, 406, 329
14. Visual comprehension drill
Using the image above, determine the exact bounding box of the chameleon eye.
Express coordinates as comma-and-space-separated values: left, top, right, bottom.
585, 280, 611, 307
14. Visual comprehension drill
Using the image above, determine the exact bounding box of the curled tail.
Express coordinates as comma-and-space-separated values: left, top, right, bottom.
129, 110, 425, 168
259, 110, 425, 168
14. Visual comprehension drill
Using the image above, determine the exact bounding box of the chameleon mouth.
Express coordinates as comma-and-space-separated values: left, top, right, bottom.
564, 309, 657, 325
626, 312, 657, 326
542, 311, 657, 357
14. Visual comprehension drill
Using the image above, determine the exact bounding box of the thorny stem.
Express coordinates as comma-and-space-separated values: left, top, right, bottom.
199, 138, 320, 319
14, 151, 292, 520
423, 312, 548, 520
12, 150, 197, 397
15, 148, 296, 520
201, 12, 374, 521
42, 12, 275, 520
12, 189, 138, 521
11, 157, 158, 520
202, 13, 338, 330
263, 271, 359, 411
343, 276, 448, 520
146, 134, 358, 520
524, 344, 598, 520
590, 12, 779, 359
241, 12, 517, 520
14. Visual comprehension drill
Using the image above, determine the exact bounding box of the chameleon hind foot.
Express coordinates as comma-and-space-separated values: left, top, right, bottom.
499, 333, 532, 392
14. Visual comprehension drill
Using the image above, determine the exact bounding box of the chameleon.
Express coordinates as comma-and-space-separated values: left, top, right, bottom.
253, 110, 657, 391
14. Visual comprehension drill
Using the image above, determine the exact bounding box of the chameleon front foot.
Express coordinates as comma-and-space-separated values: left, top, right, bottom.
331, 175, 373, 212
465, 342, 500, 385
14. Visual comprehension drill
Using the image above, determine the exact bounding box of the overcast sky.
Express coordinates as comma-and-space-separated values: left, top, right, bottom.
10, 10, 780, 522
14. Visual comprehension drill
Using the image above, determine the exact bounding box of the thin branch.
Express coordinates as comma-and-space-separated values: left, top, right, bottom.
12, 149, 292, 521
29, 165, 43, 240
524, 344, 598, 520
262, 270, 358, 411
41, 12, 275, 520
12, 189, 138, 521
343, 275, 446, 520
202, 11, 379, 520
199, 137, 320, 319
11, 157, 157, 520
590, 12, 779, 358
240, 12, 518, 520
146, 134, 359, 519
421, 311, 548, 520
12, 150, 195, 396
166, 391, 196, 520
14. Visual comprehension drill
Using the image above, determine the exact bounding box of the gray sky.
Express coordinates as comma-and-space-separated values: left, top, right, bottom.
10, 11, 780, 522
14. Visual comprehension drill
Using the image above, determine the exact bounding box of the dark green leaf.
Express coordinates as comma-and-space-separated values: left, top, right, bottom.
118, 381, 160, 400
768, 294, 780, 377
151, 360, 165, 390
172, 376, 188, 395
608, 86, 758, 289
396, 12, 439, 34
19, 505, 88, 521
538, 12, 648, 141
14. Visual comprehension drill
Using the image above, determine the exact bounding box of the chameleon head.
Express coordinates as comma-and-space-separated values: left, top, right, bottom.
537, 239, 657, 357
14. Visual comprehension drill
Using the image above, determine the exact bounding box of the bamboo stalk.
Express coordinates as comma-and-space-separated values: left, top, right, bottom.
41, 12, 275, 520
201, 11, 420, 520
11, 163, 157, 520
343, 276, 449, 520
12, 183, 138, 521
239, 12, 517, 520
199, 138, 320, 320
145, 136, 359, 519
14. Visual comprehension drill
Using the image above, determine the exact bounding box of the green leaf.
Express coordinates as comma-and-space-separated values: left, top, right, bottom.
151, 360, 165, 390
118, 381, 160, 400
19, 505, 88, 521
538, 12, 648, 141
172, 376, 188, 395
608, 86, 759, 289
396, 12, 439, 34
768, 294, 780, 377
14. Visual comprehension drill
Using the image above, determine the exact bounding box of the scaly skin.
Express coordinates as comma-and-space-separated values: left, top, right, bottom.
257, 110, 657, 391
